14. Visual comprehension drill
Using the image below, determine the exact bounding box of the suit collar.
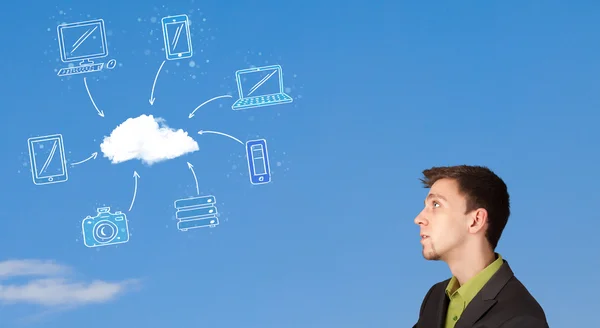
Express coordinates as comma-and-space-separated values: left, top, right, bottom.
454, 260, 514, 328
418, 279, 450, 328
435, 281, 450, 327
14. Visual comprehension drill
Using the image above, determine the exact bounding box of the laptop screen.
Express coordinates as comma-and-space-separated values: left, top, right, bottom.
238, 67, 282, 98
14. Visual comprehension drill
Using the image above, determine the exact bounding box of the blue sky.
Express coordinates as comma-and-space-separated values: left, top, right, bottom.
0, 0, 598, 327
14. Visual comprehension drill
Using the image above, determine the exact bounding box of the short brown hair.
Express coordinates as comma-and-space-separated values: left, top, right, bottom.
420, 165, 510, 250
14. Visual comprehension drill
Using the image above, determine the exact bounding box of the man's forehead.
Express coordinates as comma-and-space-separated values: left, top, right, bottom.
427, 179, 461, 199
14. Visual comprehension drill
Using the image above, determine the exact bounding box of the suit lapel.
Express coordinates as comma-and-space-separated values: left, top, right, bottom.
454, 261, 515, 328
419, 281, 450, 328
434, 287, 450, 328
455, 297, 497, 328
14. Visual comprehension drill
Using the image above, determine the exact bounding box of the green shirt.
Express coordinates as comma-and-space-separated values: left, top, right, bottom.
444, 253, 504, 328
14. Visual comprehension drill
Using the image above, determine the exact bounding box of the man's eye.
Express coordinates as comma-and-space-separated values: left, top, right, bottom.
433, 201, 440, 208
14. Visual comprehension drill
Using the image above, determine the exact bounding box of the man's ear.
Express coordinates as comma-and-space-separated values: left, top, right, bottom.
468, 208, 488, 234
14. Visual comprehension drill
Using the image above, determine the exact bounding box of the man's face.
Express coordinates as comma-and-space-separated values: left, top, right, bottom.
414, 178, 469, 261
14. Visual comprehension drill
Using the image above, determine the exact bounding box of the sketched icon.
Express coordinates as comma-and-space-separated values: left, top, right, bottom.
232, 64, 293, 110
56, 19, 114, 77
161, 14, 193, 61
27, 134, 68, 186
246, 139, 271, 185
174, 195, 219, 231
82, 207, 130, 248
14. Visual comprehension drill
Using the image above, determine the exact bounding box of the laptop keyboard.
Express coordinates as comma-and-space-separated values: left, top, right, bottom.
236, 93, 292, 106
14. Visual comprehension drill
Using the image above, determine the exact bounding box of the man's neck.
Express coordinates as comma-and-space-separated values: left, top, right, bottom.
445, 246, 497, 286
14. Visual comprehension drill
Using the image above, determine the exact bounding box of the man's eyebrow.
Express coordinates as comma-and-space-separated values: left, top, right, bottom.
426, 193, 447, 201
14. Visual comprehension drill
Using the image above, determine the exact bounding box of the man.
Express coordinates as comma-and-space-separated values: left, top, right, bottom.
412, 165, 548, 328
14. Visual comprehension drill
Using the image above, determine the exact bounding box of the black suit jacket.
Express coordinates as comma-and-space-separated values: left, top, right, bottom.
413, 261, 549, 328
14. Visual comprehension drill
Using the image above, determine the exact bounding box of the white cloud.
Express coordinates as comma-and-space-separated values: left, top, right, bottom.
0, 259, 139, 307
100, 114, 199, 165
0, 259, 68, 278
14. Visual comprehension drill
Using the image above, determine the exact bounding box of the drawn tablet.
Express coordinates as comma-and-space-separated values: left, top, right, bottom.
27, 134, 68, 185
161, 14, 193, 61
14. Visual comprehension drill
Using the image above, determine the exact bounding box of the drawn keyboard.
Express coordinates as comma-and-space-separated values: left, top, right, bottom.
233, 93, 293, 108
57, 63, 104, 77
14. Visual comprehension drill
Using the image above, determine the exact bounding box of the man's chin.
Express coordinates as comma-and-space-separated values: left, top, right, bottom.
422, 250, 441, 261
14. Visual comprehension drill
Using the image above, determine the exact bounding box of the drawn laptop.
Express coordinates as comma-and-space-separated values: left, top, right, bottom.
232, 64, 293, 110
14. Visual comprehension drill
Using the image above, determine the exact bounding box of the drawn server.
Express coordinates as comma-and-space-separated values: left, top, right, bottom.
174, 195, 219, 231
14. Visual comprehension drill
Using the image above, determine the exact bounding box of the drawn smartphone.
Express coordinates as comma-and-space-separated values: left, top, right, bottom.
245, 139, 271, 185
27, 134, 68, 185
161, 14, 193, 60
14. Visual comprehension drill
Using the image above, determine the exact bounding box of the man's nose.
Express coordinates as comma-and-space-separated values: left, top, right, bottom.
414, 211, 427, 226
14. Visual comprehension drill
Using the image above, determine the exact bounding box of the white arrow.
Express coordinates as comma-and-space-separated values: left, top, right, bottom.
128, 171, 140, 212
197, 130, 244, 145
187, 162, 200, 195
83, 77, 105, 117
149, 60, 166, 105
188, 94, 233, 118
70, 152, 98, 167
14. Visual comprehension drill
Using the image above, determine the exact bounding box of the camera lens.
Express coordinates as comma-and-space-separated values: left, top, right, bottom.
93, 221, 118, 243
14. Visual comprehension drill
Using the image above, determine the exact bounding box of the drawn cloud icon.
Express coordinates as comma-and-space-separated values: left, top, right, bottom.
100, 114, 199, 165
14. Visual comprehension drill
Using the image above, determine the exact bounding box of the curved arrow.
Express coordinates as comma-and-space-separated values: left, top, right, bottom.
149, 60, 166, 105
187, 162, 200, 195
188, 95, 233, 118
83, 77, 105, 117
128, 171, 140, 212
70, 152, 98, 167
197, 130, 244, 145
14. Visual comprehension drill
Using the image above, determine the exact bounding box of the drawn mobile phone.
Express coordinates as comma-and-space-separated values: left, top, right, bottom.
245, 139, 271, 185
161, 14, 193, 61
27, 134, 68, 185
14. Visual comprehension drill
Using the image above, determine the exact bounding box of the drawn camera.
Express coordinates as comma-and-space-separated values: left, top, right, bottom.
82, 207, 130, 248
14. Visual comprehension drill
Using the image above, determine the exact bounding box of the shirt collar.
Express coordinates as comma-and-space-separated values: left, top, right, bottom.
445, 253, 504, 304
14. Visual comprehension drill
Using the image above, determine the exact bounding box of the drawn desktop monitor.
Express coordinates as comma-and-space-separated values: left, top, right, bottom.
57, 19, 108, 65
245, 139, 271, 185
27, 134, 68, 186
232, 65, 293, 111
161, 14, 193, 60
